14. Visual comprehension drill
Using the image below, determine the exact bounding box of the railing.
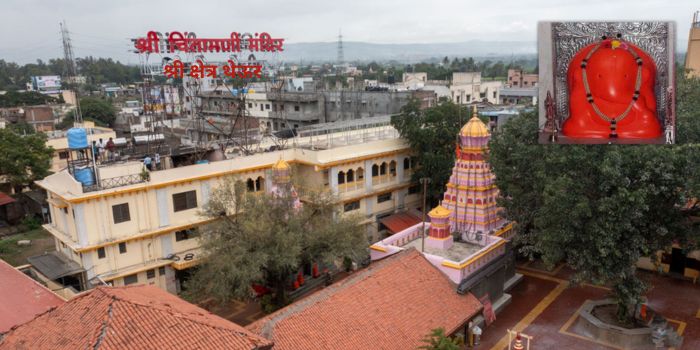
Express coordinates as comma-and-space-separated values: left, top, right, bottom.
82, 173, 146, 193
338, 181, 364, 193
267, 92, 319, 102
371, 174, 396, 186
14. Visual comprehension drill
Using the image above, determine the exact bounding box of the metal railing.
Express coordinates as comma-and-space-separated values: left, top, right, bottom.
82, 173, 146, 193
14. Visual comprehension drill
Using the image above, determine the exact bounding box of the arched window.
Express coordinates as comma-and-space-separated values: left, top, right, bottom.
256, 176, 264, 192
357, 167, 365, 180
338, 171, 346, 184
380, 162, 387, 175
347, 169, 354, 182
246, 178, 255, 192
389, 160, 397, 176
403, 157, 410, 170
372, 164, 379, 177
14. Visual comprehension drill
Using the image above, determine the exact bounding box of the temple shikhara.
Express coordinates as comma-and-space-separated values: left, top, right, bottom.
371, 107, 520, 319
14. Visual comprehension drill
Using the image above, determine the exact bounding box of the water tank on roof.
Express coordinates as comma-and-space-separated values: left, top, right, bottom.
67, 128, 89, 149
74, 168, 95, 186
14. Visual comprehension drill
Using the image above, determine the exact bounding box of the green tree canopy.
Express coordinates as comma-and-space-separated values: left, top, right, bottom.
0, 128, 54, 192
77, 97, 116, 127
419, 328, 461, 350
488, 71, 700, 321
184, 176, 368, 309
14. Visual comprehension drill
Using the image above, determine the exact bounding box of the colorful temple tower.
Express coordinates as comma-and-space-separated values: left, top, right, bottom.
427, 107, 506, 249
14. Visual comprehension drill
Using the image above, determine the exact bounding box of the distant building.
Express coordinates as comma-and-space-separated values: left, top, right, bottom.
0, 105, 56, 132
247, 249, 482, 350
507, 69, 538, 88
28, 75, 62, 95
0, 259, 65, 337
499, 87, 538, 106
0, 285, 272, 349
450, 72, 501, 105
686, 11, 700, 78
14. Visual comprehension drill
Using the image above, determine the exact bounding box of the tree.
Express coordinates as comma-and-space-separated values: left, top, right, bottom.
0, 128, 54, 193
419, 328, 461, 350
78, 97, 116, 126
488, 79, 699, 323
391, 100, 487, 206
184, 177, 368, 309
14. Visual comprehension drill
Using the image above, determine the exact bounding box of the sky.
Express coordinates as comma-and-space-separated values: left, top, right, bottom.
1, 0, 697, 64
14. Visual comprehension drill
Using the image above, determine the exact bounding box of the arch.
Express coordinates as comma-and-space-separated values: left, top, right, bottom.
246, 178, 255, 192
256, 176, 264, 192
380, 162, 387, 175
389, 160, 397, 176
338, 171, 346, 184
347, 169, 355, 182
357, 167, 365, 180
403, 157, 410, 170
372, 164, 379, 177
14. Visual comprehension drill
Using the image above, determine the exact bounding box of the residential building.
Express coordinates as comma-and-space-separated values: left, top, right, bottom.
0, 105, 56, 132
402, 72, 428, 89
0, 285, 273, 349
686, 11, 700, 78
450, 72, 501, 105
45, 121, 116, 172
322, 90, 415, 121
34, 118, 420, 294
247, 249, 482, 350
0, 259, 65, 337
499, 87, 538, 106
507, 68, 538, 88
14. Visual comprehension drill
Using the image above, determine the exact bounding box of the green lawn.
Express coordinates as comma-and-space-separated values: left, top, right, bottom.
0, 228, 55, 266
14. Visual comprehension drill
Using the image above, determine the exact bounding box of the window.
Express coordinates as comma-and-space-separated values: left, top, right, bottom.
265, 104, 270, 110
112, 203, 131, 224
159, 266, 166, 276
493, 91, 497, 99
377, 193, 392, 203
403, 157, 410, 170
146, 269, 155, 279
58, 151, 69, 159
344, 201, 360, 212
389, 161, 396, 176
175, 228, 199, 241
294, 105, 300, 112
260, 104, 264, 111
408, 185, 420, 195
338, 171, 345, 185
173, 190, 197, 212
63, 207, 68, 214
372, 164, 379, 177
124, 274, 138, 285
248, 103, 253, 108
347, 169, 354, 182
119, 242, 127, 254
379, 162, 387, 176
97, 247, 106, 259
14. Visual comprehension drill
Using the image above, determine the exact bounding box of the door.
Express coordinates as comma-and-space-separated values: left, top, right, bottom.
670, 248, 686, 274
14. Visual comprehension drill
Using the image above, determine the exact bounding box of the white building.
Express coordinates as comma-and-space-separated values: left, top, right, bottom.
449, 72, 502, 105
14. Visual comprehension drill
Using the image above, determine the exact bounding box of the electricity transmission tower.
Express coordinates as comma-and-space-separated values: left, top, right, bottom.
60, 20, 82, 123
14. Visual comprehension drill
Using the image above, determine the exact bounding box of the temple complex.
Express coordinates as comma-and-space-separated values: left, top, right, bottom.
371, 107, 520, 322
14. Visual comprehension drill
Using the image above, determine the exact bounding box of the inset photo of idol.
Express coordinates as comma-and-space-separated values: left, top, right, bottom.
537, 21, 676, 144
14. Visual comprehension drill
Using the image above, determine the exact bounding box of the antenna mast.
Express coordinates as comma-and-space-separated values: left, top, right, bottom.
337, 29, 344, 66
60, 20, 82, 123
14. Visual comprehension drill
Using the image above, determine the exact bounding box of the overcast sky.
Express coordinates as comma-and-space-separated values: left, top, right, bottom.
1, 0, 696, 64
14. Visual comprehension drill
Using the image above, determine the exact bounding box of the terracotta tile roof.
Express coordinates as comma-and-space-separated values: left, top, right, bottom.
0, 259, 64, 334
247, 249, 482, 350
379, 211, 422, 234
0, 192, 15, 206
0, 285, 273, 350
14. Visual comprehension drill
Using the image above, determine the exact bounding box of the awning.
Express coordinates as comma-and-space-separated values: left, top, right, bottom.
379, 212, 422, 234
0, 192, 15, 206
28, 252, 85, 280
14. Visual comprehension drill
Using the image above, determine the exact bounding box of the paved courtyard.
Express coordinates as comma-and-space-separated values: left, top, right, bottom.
477, 261, 700, 350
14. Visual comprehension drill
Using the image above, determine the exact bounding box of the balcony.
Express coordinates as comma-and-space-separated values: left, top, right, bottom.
267, 92, 319, 102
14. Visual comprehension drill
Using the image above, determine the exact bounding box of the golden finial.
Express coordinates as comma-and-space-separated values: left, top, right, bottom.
472, 105, 478, 118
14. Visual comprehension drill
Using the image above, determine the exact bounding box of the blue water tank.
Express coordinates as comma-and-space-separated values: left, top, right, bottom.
195, 160, 210, 165
67, 128, 89, 149
74, 168, 95, 186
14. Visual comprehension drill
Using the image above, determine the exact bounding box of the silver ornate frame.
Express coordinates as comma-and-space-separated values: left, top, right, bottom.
549, 21, 673, 128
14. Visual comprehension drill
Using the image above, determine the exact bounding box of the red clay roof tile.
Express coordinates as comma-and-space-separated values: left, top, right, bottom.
247, 249, 482, 350
0, 285, 272, 350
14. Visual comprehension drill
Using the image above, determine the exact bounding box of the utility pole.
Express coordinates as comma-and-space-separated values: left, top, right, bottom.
420, 177, 431, 252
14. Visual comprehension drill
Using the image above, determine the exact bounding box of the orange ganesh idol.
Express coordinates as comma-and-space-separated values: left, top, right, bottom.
562, 35, 662, 139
